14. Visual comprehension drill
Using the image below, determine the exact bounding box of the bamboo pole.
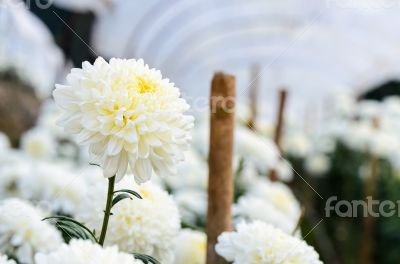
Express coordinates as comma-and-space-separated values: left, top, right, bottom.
206, 72, 236, 264
247, 64, 260, 130
269, 88, 288, 181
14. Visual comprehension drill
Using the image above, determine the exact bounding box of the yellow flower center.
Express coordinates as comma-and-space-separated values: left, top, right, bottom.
136, 76, 157, 93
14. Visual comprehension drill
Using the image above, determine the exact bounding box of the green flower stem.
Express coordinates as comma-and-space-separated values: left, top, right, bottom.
99, 176, 116, 246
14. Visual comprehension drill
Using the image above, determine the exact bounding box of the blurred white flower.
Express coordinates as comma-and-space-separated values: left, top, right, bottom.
35, 239, 143, 264
173, 229, 206, 264
0, 132, 11, 153
76, 178, 180, 263
235, 127, 279, 172
382, 96, 400, 118
173, 189, 207, 227
305, 154, 331, 176
0, 198, 63, 264
283, 132, 311, 158
18, 161, 87, 215
53, 57, 194, 183
340, 121, 374, 152
369, 130, 400, 158
163, 150, 207, 191
216, 221, 322, 264
273, 159, 294, 182
356, 100, 381, 119
0, 255, 16, 264
21, 128, 56, 159
37, 100, 66, 138
332, 92, 356, 117
0, 0, 63, 98
234, 179, 301, 234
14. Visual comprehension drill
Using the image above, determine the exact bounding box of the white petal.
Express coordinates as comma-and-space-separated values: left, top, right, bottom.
103, 155, 120, 178
133, 159, 152, 184
115, 151, 128, 182
107, 137, 124, 156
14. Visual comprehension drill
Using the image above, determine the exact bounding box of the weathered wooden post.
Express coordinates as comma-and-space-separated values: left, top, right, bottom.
269, 88, 288, 181
206, 72, 236, 264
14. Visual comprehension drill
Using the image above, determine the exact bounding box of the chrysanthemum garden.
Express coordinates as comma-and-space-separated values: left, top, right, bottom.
1, 1, 400, 263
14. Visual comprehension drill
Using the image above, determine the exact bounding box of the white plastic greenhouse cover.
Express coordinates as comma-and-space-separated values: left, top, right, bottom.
86, 1, 400, 120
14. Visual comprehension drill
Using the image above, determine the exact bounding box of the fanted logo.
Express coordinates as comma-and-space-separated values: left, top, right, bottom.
325, 196, 400, 218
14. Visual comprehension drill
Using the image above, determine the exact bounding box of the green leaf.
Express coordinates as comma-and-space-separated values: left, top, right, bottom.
112, 193, 132, 207
114, 189, 143, 200
133, 253, 160, 264
43, 216, 98, 243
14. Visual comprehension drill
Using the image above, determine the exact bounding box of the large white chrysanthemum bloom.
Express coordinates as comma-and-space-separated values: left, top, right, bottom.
76, 178, 180, 263
35, 239, 143, 264
53, 57, 194, 183
173, 229, 206, 264
0, 255, 16, 264
0, 199, 63, 264
216, 221, 323, 264
234, 179, 301, 234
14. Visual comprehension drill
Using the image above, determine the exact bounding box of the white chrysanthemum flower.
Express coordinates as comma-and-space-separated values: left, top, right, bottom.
53, 57, 194, 183
163, 150, 207, 191
173, 229, 206, 264
369, 130, 400, 158
0, 132, 11, 154
0, 255, 15, 264
76, 178, 180, 263
235, 127, 279, 172
356, 100, 381, 119
18, 161, 87, 215
37, 100, 67, 138
216, 221, 323, 264
340, 121, 374, 152
273, 159, 294, 182
382, 96, 400, 118
0, 255, 16, 264
0, 0, 63, 98
173, 189, 207, 227
21, 128, 56, 159
0, 199, 63, 264
0, 153, 86, 215
283, 132, 312, 158
0, 158, 29, 199
305, 154, 331, 176
234, 179, 301, 234
35, 239, 143, 264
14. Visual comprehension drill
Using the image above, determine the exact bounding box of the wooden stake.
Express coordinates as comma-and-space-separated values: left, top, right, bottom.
274, 89, 288, 152
269, 88, 288, 181
247, 64, 260, 130
206, 72, 236, 264
360, 119, 380, 264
